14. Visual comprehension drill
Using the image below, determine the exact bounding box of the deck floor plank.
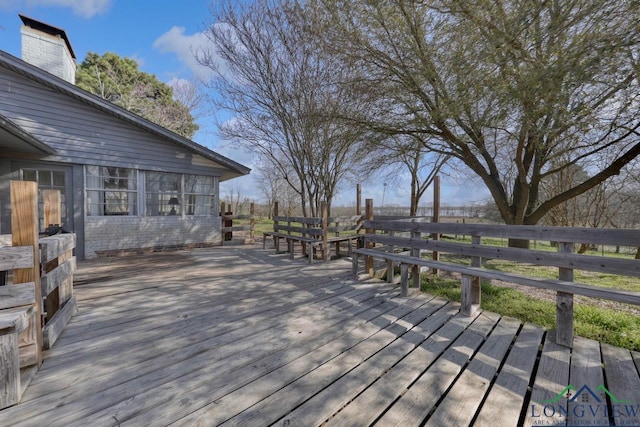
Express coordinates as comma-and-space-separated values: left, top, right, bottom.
424, 316, 522, 426
473, 323, 546, 426
0, 246, 636, 427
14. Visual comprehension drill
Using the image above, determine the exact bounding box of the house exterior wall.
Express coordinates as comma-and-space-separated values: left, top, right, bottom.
0, 63, 238, 260
84, 215, 222, 258
0, 68, 229, 176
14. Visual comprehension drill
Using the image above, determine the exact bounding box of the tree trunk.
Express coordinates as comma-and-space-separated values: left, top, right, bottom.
508, 238, 530, 249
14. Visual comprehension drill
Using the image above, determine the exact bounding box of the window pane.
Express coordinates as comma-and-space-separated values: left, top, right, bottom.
85, 165, 137, 216
145, 172, 181, 216
184, 175, 213, 216
23, 169, 37, 182
38, 171, 51, 186
53, 171, 65, 187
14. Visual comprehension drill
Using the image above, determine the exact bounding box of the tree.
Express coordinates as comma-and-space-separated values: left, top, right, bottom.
362, 134, 448, 216
315, 0, 640, 246
76, 52, 199, 138
199, 0, 368, 217
255, 159, 301, 218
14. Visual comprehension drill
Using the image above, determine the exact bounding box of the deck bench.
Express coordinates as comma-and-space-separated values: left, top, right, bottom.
0, 282, 38, 409
352, 220, 640, 348
263, 206, 362, 263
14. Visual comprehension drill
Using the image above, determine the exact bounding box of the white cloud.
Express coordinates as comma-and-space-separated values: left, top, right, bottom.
153, 26, 215, 81
0, 0, 112, 18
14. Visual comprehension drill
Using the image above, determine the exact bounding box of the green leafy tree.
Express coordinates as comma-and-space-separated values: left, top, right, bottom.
76, 52, 198, 138
314, 0, 640, 246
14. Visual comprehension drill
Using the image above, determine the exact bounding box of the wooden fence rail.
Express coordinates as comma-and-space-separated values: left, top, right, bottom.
221, 202, 255, 243
353, 209, 640, 348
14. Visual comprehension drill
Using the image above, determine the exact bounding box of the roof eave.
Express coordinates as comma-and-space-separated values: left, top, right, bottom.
0, 50, 250, 176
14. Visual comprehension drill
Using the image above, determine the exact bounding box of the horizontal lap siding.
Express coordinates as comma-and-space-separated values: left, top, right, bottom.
0, 70, 226, 177
84, 216, 222, 258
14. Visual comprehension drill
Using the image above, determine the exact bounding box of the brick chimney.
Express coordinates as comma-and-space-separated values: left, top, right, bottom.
19, 14, 76, 84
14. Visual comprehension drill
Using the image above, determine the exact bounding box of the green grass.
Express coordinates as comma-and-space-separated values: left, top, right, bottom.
420, 275, 640, 351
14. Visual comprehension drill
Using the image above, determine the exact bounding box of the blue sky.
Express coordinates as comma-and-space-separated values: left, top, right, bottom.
0, 0, 489, 208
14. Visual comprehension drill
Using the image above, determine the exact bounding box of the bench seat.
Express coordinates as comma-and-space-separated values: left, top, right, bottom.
352, 248, 640, 306
1, 282, 37, 409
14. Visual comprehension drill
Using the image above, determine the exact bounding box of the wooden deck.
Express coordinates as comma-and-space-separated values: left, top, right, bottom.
1, 245, 639, 427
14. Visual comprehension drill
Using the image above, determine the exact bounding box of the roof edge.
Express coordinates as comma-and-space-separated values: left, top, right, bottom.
0, 50, 250, 176
0, 112, 57, 154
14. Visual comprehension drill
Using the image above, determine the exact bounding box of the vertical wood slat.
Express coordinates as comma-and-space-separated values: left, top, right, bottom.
365, 199, 374, 277
10, 181, 42, 367
0, 332, 19, 409
556, 242, 574, 347
43, 190, 62, 324
356, 183, 361, 217
43, 189, 61, 228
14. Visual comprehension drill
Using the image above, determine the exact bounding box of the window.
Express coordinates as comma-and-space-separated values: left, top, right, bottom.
86, 166, 138, 216
184, 175, 214, 216
145, 172, 182, 215
145, 172, 216, 216
21, 168, 68, 229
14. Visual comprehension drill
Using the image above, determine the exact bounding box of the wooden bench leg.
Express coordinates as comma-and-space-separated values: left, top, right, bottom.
288, 239, 294, 260
0, 332, 20, 409
262, 234, 267, 249
555, 291, 574, 347
400, 263, 409, 297
461, 274, 481, 316
352, 251, 359, 279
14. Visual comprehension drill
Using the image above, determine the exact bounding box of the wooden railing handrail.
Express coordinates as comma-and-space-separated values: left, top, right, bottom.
365, 233, 640, 278
354, 219, 640, 347
363, 220, 640, 247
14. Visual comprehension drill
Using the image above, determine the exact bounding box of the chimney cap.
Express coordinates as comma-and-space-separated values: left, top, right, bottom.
19, 13, 76, 59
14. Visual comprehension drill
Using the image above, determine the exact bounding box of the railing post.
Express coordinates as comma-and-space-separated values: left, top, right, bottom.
249, 202, 255, 243
400, 263, 409, 297
470, 234, 482, 309
556, 242, 574, 347
462, 235, 481, 315
365, 199, 374, 277
432, 175, 440, 275
411, 222, 422, 290
273, 201, 280, 252
387, 230, 395, 283
321, 201, 328, 261
11, 180, 43, 367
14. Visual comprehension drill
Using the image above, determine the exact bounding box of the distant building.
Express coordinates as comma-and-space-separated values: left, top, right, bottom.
0, 15, 250, 259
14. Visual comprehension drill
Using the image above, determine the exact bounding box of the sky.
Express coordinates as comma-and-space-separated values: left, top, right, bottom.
0, 0, 490, 208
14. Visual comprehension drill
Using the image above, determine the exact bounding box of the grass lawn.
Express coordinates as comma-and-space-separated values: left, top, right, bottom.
420, 274, 640, 351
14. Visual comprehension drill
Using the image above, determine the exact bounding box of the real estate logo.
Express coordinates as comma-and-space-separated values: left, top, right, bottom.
529, 384, 639, 426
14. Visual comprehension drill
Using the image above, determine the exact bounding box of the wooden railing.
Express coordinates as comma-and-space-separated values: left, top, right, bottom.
39, 234, 77, 349
221, 202, 255, 243
352, 218, 640, 347
0, 181, 76, 409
